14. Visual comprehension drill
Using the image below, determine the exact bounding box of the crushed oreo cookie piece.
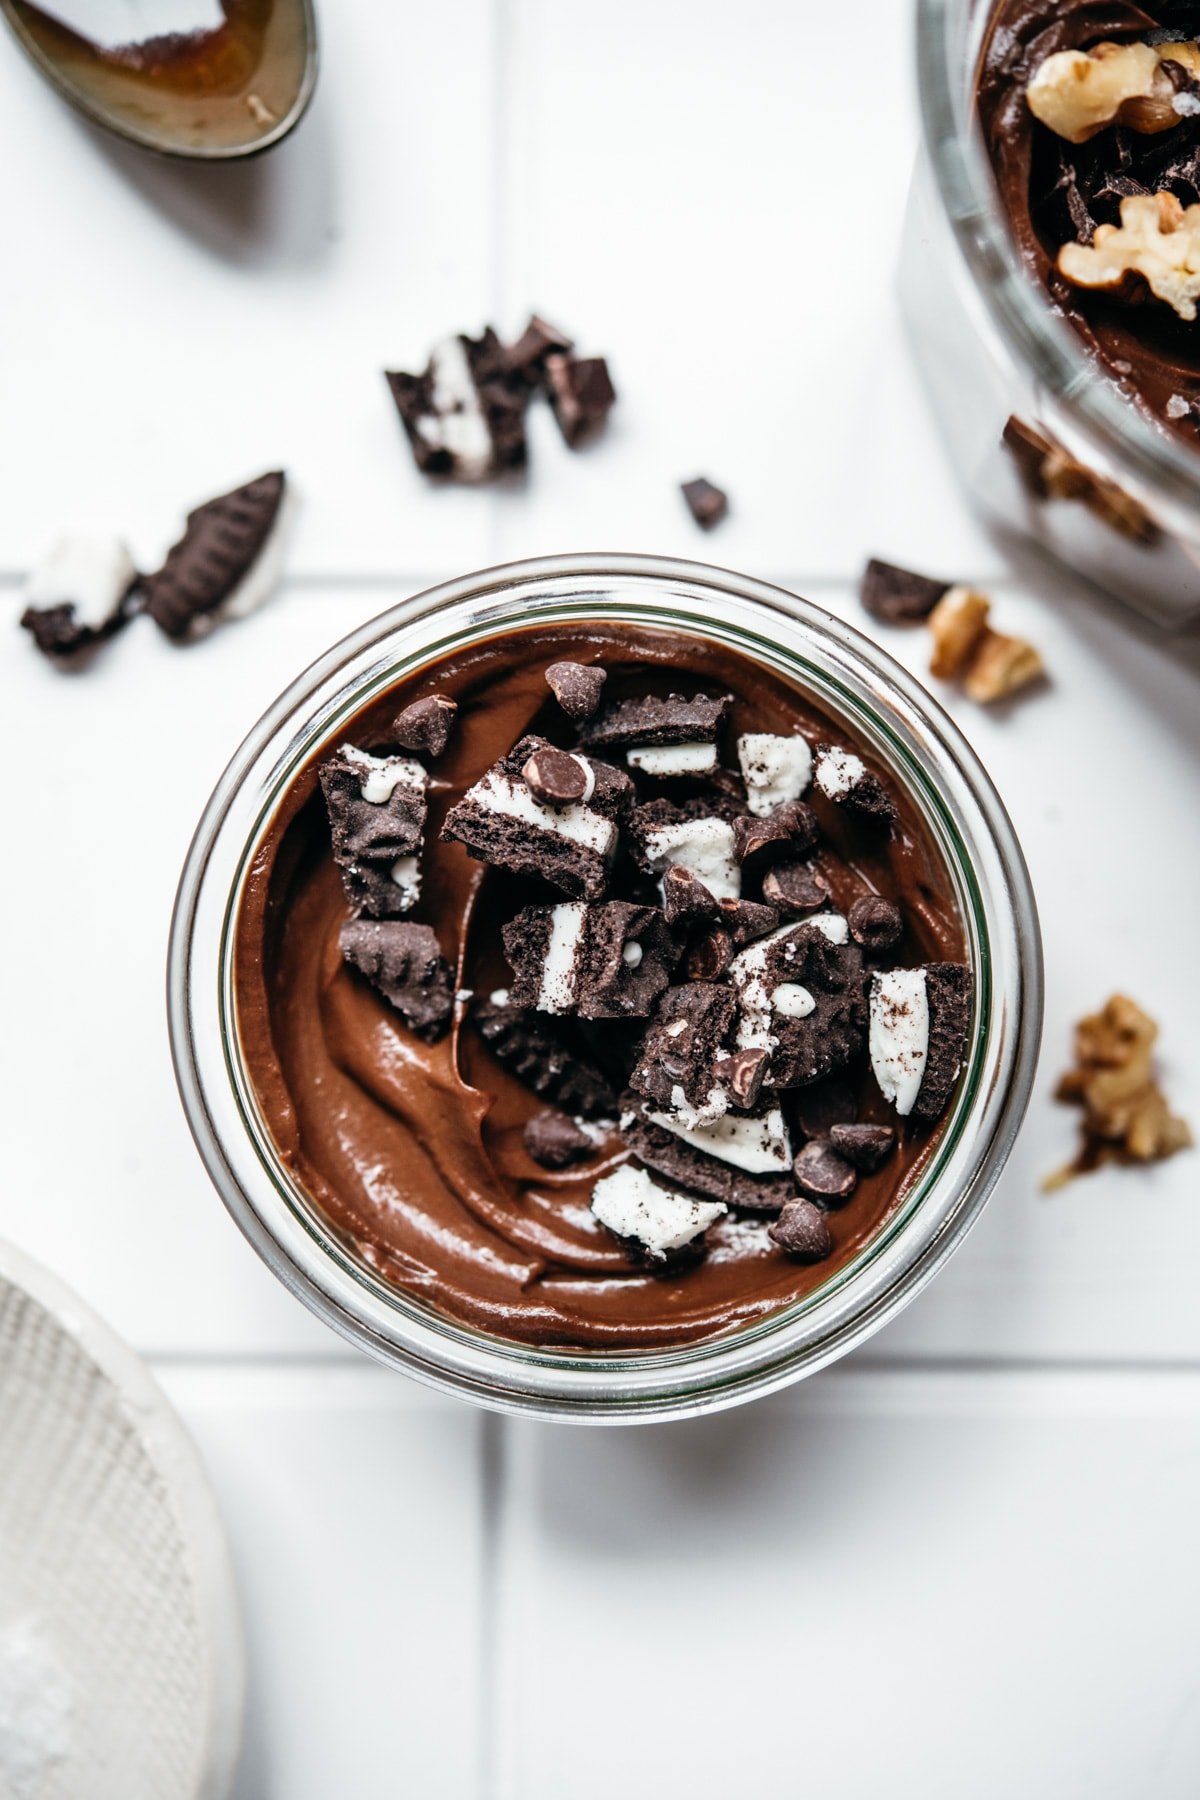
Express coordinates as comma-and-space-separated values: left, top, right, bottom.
793, 1139, 858, 1204
729, 921, 867, 1089
580, 691, 731, 754
545, 660, 606, 720
319, 746, 428, 917
506, 314, 574, 384
761, 862, 831, 916
20, 535, 141, 660
393, 694, 458, 758
814, 745, 897, 827
503, 900, 679, 1019
829, 1122, 897, 1171
769, 1200, 834, 1260
860, 558, 951, 625
442, 733, 631, 899
590, 1163, 725, 1261
661, 864, 720, 927
339, 919, 454, 1040
869, 962, 971, 1122
629, 983, 738, 1121
913, 963, 972, 1124
545, 352, 617, 446
471, 995, 615, 1118
523, 1109, 594, 1169
385, 330, 527, 480
847, 894, 903, 953
680, 477, 729, 529
732, 801, 819, 868
620, 1110, 793, 1212
142, 470, 288, 640
628, 798, 742, 902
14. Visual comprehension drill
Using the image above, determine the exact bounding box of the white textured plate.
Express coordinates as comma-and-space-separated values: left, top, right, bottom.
0, 1241, 244, 1800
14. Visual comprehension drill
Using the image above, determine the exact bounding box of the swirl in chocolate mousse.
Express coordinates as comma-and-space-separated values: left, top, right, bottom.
980, 0, 1200, 444
234, 625, 967, 1352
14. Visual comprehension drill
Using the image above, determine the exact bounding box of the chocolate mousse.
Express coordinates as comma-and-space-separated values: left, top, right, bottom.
234, 623, 971, 1351
980, 1, 1200, 447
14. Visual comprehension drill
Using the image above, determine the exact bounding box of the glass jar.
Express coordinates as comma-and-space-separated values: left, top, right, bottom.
168, 555, 1041, 1422
903, 0, 1200, 628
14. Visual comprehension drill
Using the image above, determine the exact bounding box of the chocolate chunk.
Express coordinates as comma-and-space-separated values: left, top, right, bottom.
385, 330, 528, 480
662, 865, 719, 927
761, 862, 831, 916
506, 314, 574, 384
20, 535, 141, 660
717, 898, 780, 947
848, 894, 903, 952
339, 920, 454, 1041
522, 744, 591, 805
545, 352, 616, 446
713, 1047, 769, 1111
685, 927, 734, 981
523, 1109, 594, 1169
471, 996, 615, 1119
768, 1200, 834, 1261
913, 963, 973, 1124
792, 1079, 857, 1139
545, 660, 606, 720
793, 1140, 858, 1205
829, 1122, 897, 1171
579, 691, 732, 753
680, 477, 729, 529
1002, 416, 1055, 498
503, 900, 680, 1020
442, 733, 631, 900
621, 1111, 793, 1212
393, 694, 457, 757
729, 923, 868, 1090
319, 746, 428, 919
860, 558, 950, 625
629, 983, 738, 1115
732, 801, 819, 867
142, 470, 287, 640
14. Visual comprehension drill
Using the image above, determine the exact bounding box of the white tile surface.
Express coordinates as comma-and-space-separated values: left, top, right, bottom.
496, 1370, 1200, 1800
156, 1362, 484, 1800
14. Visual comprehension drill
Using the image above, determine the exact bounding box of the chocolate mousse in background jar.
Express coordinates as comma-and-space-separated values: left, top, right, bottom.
903, 0, 1200, 627
169, 556, 1040, 1423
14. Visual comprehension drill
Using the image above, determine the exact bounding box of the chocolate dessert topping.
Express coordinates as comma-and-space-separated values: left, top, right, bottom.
848, 894, 904, 952
385, 330, 528, 481
814, 745, 898, 827
661, 864, 720, 926
523, 1109, 595, 1170
319, 746, 428, 919
685, 927, 735, 982
619, 1111, 794, 1213
545, 660, 607, 719
793, 1079, 858, 1140
794, 1140, 858, 1204
769, 1200, 835, 1260
502, 901, 679, 1020
20, 534, 141, 660
580, 691, 732, 752
761, 862, 832, 916
829, 1122, 898, 1171
681, 477, 729, 529
471, 995, 616, 1119
521, 744, 593, 806
714, 1047, 770, 1111
860, 557, 951, 625
393, 694, 458, 757
142, 470, 286, 640
629, 983, 739, 1117
339, 920, 454, 1041
717, 898, 781, 947
732, 801, 819, 867
545, 352, 617, 446
506, 314, 575, 383
915, 963, 973, 1124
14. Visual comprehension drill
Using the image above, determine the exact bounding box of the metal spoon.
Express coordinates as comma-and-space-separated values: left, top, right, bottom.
0, 0, 317, 159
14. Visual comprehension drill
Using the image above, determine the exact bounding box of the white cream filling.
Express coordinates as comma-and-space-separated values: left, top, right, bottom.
489, 988, 511, 1007
415, 336, 493, 480
737, 732, 813, 817
667, 1082, 729, 1130
771, 982, 816, 1018
805, 912, 849, 946
626, 742, 718, 776
24, 533, 136, 629
622, 941, 643, 967
645, 1101, 792, 1174
869, 968, 930, 1116
591, 1165, 726, 1259
642, 816, 740, 901
389, 856, 422, 911
342, 746, 428, 804
536, 903, 588, 1013
469, 769, 617, 856
815, 746, 866, 800
568, 753, 597, 804
217, 488, 293, 622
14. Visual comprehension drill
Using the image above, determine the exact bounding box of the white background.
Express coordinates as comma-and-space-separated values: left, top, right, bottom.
2, 3, 1199, 1795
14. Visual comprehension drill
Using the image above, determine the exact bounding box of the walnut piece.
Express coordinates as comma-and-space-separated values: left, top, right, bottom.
1058, 190, 1200, 322
927, 585, 989, 679
1045, 994, 1192, 1190
963, 630, 1045, 703
1027, 39, 1200, 144
1002, 416, 1159, 544
925, 585, 1043, 705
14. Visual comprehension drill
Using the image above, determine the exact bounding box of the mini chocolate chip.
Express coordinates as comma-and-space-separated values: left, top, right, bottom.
662, 864, 719, 927
847, 894, 903, 952
717, 898, 780, 947
793, 1079, 857, 1139
860, 557, 950, 625
523, 1109, 594, 1169
393, 693, 458, 757
769, 1199, 834, 1261
829, 1122, 897, 1171
733, 801, 819, 867
686, 926, 734, 980
714, 1048, 769, 1110
761, 862, 831, 916
793, 1140, 858, 1204
522, 745, 590, 805
680, 477, 728, 530
545, 660, 606, 720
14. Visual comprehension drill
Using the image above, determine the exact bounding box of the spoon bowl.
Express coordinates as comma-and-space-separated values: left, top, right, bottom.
0, 0, 317, 159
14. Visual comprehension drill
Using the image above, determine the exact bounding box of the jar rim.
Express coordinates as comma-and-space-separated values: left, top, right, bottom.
915, 0, 1200, 518
168, 554, 1042, 1422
